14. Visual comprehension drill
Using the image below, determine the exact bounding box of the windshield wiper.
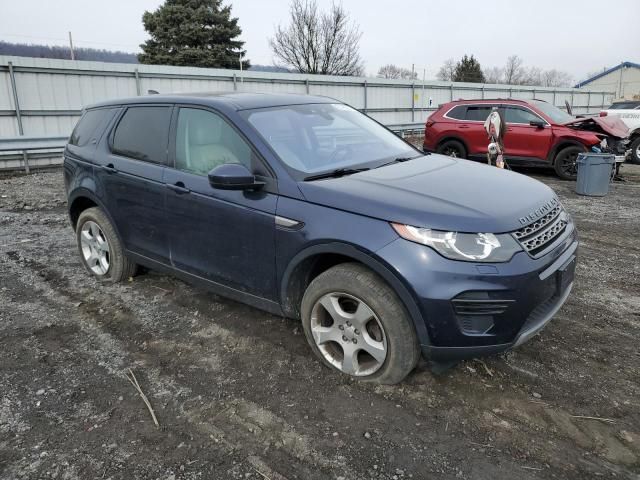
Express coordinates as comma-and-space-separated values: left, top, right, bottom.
376, 154, 424, 169
303, 167, 370, 181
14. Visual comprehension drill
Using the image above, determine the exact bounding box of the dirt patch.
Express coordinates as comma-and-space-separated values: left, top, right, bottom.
0, 166, 639, 479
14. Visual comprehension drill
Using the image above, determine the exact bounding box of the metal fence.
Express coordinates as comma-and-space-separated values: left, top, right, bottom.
0, 55, 616, 170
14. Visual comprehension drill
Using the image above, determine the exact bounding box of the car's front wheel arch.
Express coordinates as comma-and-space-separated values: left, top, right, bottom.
280, 242, 431, 348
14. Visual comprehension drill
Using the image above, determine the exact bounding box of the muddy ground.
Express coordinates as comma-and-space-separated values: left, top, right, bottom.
0, 164, 639, 480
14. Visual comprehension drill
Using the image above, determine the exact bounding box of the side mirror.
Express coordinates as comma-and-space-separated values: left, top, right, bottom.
530, 120, 545, 128
208, 163, 265, 191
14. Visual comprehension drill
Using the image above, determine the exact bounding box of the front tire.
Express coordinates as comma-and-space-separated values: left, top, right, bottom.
76, 207, 136, 283
629, 136, 640, 165
554, 145, 584, 180
301, 263, 420, 384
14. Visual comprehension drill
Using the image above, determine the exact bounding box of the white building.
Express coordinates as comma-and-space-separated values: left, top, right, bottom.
576, 61, 640, 100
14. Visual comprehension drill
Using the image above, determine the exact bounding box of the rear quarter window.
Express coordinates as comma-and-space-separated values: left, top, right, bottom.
111, 106, 172, 164
69, 108, 117, 147
445, 105, 466, 120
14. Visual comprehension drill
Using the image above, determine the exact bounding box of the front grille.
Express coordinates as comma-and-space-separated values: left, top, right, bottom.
513, 204, 569, 257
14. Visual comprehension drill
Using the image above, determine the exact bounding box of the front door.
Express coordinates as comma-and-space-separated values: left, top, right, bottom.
164, 106, 278, 300
502, 106, 552, 160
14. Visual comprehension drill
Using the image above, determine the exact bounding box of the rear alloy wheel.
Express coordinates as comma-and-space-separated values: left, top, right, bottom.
629, 137, 640, 165
301, 263, 420, 384
554, 145, 584, 180
436, 140, 467, 159
76, 207, 137, 283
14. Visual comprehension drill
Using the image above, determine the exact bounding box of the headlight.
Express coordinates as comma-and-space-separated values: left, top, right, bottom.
391, 223, 521, 262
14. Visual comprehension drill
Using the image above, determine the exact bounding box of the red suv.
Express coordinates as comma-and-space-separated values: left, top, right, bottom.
423, 99, 603, 179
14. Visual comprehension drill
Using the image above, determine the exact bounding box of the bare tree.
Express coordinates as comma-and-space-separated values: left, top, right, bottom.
540, 69, 573, 87
377, 64, 417, 80
436, 58, 456, 81
503, 55, 524, 85
520, 66, 542, 86
483, 66, 504, 84
269, 0, 363, 76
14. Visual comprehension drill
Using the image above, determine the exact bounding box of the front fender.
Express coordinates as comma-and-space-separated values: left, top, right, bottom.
279, 241, 431, 347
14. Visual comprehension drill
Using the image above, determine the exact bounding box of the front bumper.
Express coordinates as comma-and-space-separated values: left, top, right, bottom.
375, 227, 578, 361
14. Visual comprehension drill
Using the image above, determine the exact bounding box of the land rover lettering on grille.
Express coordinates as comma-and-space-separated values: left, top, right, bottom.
518, 198, 559, 226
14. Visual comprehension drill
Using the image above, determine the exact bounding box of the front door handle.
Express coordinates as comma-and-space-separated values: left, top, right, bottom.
102, 164, 117, 174
458, 124, 470, 129
166, 182, 190, 194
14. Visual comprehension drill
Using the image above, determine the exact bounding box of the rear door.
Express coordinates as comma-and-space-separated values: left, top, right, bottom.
163, 106, 278, 300
502, 106, 552, 160
463, 104, 495, 156
94, 105, 172, 264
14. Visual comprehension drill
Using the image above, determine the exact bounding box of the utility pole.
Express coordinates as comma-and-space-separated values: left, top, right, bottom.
68, 31, 75, 60
422, 68, 426, 119
239, 52, 244, 83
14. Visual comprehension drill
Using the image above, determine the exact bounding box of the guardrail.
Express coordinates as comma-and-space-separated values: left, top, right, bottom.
0, 136, 67, 173
387, 122, 426, 137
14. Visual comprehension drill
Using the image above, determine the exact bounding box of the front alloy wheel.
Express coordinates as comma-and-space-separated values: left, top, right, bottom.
301, 263, 420, 384
310, 292, 387, 376
554, 145, 584, 180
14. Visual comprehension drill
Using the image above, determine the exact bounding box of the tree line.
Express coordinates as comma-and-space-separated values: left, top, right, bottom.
435, 54, 573, 87
0, 41, 138, 63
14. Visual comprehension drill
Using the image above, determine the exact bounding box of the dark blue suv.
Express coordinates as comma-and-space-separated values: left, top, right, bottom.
64, 93, 578, 384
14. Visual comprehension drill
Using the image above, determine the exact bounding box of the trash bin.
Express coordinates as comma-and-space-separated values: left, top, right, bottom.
575, 153, 615, 197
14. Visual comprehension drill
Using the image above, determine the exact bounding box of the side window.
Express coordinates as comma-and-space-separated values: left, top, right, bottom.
175, 108, 253, 176
111, 106, 172, 163
504, 107, 543, 125
69, 108, 117, 147
446, 105, 466, 120
465, 106, 493, 122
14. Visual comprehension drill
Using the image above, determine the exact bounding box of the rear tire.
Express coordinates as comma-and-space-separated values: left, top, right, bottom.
76, 207, 136, 283
437, 140, 467, 159
629, 136, 640, 165
300, 263, 420, 385
554, 145, 584, 180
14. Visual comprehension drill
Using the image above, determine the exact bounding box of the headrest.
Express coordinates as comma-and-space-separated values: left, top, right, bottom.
188, 111, 222, 146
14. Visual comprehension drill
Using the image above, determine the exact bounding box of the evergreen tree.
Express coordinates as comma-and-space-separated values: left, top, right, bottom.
453, 55, 485, 83
139, 0, 249, 69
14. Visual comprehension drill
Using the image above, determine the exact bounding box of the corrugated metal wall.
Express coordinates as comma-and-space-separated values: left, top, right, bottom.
0, 55, 616, 138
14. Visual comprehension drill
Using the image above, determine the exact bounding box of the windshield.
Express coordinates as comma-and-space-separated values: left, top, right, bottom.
241, 103, 419, 176
608, 102, 640, 110
530, 100, 574, 123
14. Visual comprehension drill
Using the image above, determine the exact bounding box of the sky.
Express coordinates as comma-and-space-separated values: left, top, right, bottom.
1, 0, 638, 82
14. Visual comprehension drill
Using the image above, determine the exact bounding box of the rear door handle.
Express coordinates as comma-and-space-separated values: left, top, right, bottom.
102, 164, 117, 174
166, 182, 190, 194
458, 124, 470, 129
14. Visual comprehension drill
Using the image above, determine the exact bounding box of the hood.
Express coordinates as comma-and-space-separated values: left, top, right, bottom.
298, 155, 557, 233
563, 116, 629, 138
